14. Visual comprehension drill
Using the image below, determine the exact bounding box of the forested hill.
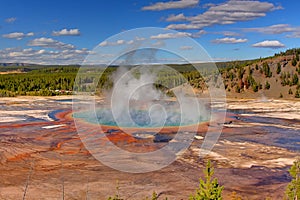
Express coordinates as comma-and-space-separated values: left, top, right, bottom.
0, 48, 299, 99
220, 48, 300, 99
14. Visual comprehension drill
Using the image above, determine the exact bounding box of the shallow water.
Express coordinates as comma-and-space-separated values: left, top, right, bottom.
230, 111, 300, 152
48, 109, 67, 121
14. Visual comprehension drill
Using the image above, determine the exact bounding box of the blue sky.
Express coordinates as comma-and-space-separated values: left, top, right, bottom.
0, 0, 300, 64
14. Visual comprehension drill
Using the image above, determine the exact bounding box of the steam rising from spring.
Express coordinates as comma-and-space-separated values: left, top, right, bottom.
106, 65, 206, 129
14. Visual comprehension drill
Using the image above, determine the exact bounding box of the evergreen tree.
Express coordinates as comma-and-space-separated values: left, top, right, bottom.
107, 181, 123, 200
286, 159, 300, 200
151, 192, 159, 200
296, 90, 300, 98
262, 62, 272, 78
292, 57, 298, 67
189, 160, 223, 200
293, 74, 299, 85
277, 63, 281, 74
265, 81, 271, 90
280, 93, 283, 98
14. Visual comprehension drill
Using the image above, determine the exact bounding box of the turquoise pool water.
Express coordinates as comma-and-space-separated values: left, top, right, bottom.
73, 108, 205, 128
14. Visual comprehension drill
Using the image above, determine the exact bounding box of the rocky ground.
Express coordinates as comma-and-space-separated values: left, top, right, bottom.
0, 96, 299, 199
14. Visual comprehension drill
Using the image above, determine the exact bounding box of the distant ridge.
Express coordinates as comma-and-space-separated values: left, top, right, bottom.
0, 63, 38, 67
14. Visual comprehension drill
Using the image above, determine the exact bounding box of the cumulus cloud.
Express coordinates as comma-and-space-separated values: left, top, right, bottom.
99, 37, 146, 47
5, 17, 17, 23
0, 47, 90, 65
28, 37, 76, 50
2, 32, 34, 40
252, 40, 285, 48
167, 23, 204, 30
192, 30, 207, 38
142, 0, 199, 11
165, 13, 187, 22
52, 28, 81, 36
99, 40, 126, 47
150, 32, 192, 39
212, 37, 248, 44
166, 0, 281, 30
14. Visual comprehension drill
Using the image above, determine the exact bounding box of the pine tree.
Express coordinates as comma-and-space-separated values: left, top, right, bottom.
292, 57, 298, 67
263, 62, 272, 78
277, 63, 282, 74
280, 93, 283, 98
296, 90, 300, 98
189, 160, 223, 200
151, 192, 159, 200
293, 74, 299, 85
265, 81, 271, 90
286, 159, 300, 200
107, 181, 123, 200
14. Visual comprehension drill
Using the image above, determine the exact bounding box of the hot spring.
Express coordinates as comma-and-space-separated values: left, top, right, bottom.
73, 101, 208, 129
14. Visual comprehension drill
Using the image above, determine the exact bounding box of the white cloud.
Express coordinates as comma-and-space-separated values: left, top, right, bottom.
244, 24, 295, 34
5, 17, 17, 23
287, 31, 300, 38
2, 32, 34, 40
28, 37, 76, 50
99, 41, 108, 47
166, 23, 204, 30
252, 40, 285, 49
192, 30, 207, 38
212, 37, 248, 44
180, 46, 193, 50
52, 28, 81, 36
99, 39, 126, 47
242, 24, 300, 38
142, 0, 199, 11
166, 0, 281, 30
127, 40, 134, 45
27, 32, 34, 37
221, 31, 241, 37
165, 13, 187, 22
116, 40, 125, 45
135, 37, 146, 41
151, 40, 165, 47
0, 47, 90, 65
99, 37, 146, 47
150, 32, 192, 39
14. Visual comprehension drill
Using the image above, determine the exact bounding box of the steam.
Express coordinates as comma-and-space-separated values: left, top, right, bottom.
93, 65, 208, 129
